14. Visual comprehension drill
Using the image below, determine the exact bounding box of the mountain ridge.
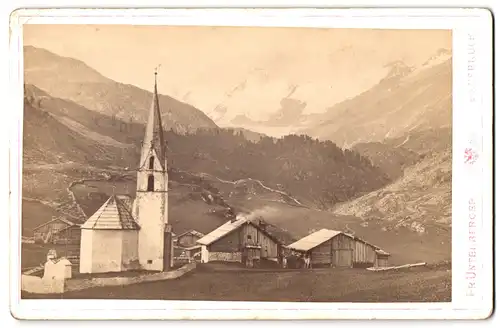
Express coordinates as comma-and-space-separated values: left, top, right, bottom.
300, 56, 452, 147
207, 48, 451, 140
24, 46, 218, 134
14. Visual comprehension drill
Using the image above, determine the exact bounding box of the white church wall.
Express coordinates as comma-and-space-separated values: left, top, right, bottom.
135, 192, 167, 271
121, 230, 139, 270
90, 230, 124, 273
79, 229, 93, 274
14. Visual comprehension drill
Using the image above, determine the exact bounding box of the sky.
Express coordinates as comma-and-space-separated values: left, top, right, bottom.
23, 25, 451, 121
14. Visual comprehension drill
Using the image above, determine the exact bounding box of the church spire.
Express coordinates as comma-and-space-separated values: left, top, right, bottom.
142, 69, 167, 169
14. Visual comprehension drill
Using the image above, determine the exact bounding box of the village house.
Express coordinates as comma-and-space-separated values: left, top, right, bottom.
32, 217, 81, 244
196, 217, 285, 267
287, 229, 390, 268
174, 229, 205, 248
172, 230, 204, 264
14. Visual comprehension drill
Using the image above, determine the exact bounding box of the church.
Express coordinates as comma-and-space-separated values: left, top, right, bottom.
79, 72, 174, 274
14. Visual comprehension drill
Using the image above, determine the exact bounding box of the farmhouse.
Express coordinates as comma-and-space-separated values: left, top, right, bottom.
174, 230, 205, 248
196, 217, 285, 266
32, 217, 81, 244
287, 229, 390, 268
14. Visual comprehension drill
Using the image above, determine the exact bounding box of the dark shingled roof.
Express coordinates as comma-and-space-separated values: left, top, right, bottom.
81, 195, 140, 230
140, 73, 167, 170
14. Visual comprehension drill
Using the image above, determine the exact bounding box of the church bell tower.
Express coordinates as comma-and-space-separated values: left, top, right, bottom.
133, 71, 172, 271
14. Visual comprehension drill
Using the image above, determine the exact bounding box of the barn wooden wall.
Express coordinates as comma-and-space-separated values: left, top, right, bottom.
241, 224, 279, 258
309, 234, 380, 267
33, 220, 72, 242
208, 229, 240, 252
177, 234, 199, 248
332, 234, 354, 250
375, 255, 389, 268
353, 240, 376, 264
311, 240, 332, 265
52, 226, 81, 245
207, 223, 280, 260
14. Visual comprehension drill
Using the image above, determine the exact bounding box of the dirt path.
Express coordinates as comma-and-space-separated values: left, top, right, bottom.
197, 172, 305, 207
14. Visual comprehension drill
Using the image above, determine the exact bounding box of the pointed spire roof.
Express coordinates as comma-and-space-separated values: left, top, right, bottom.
142, 71, 167, 169
81, 195, 140, 230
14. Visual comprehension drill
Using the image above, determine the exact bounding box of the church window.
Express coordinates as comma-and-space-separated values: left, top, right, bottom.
149, 156, 154, 169
147, 175, 154, 191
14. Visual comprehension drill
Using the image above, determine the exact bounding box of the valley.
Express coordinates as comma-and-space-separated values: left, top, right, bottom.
20, 45, 452, 281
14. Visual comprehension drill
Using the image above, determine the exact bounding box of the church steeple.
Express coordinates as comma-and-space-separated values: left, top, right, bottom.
132, 68, 172, 272
141, 70, 167, 169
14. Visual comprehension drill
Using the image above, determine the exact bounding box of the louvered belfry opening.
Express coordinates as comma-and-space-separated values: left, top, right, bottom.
147, 175, 154, 191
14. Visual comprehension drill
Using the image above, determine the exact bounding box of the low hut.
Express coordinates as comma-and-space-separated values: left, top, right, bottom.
32, 217, 80, 244
287, 229, 390, 268
174, 230, 205, 248
196, 217, 285, 267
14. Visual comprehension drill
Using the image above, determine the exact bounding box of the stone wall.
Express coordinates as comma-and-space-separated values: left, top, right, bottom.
208, 251, 242, 262
65, 262, 196, 292
21, 274, 65, 294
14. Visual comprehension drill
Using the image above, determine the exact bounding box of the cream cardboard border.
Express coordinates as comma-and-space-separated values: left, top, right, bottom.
8, 7, 493, 320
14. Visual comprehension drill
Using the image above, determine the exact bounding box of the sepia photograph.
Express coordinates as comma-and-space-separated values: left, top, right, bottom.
16, 23, 456, 304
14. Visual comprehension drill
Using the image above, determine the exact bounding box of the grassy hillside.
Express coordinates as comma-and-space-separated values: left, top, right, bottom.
23, 84, 143, 170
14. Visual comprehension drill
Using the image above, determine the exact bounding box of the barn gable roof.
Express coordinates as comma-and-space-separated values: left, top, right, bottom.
196, 218, 249, 246
287, 229, 390, 256
375, 249, 390, 256
175, 229, 205, 240
287, 229, 343, 252
32, 217, 78, 232
197, 218, 283, 246
81, 195, 140, 230
52, 223, 81, 235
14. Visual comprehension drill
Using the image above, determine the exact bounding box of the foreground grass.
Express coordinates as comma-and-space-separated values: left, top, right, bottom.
22, 264, 451, 302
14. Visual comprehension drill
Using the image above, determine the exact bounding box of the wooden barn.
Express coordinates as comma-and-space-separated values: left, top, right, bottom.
174, 230, 205, 248
287, 229, 390, 268
196, 217, 285, 267
173, 244, 202, 264
32, 217, 81, 245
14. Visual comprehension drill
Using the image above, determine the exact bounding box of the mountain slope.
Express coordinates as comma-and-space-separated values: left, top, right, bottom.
352, 141, 422, 180
22, 85, 392, 235
21, 86, 450, 266
300, 54, 452, 147
333, 127, 452, 236
333, 149, 451, 232
24, 46, 218, 133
